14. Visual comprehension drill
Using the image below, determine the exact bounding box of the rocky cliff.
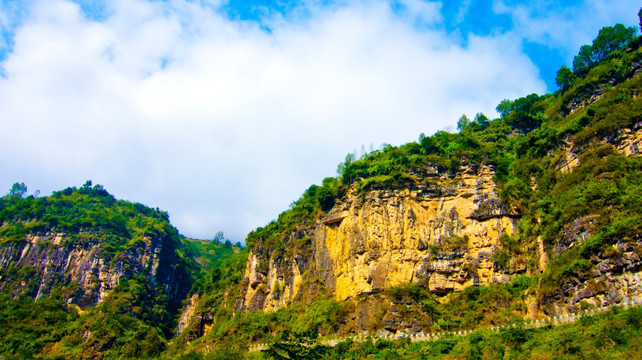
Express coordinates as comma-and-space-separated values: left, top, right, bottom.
0, 231, 188, 307
240, 165, 528, 312
172, 70, 642, 344
233, 56, 642, 319
0, 186, 196, 327
237, 129, 642, 321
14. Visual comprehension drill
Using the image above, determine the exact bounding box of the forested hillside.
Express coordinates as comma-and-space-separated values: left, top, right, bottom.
0, 182, 242, 358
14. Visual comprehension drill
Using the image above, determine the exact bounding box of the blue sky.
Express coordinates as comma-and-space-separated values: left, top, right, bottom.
3, 1, 634, 89
215, 0, 631, 90
0, 0, 639, 241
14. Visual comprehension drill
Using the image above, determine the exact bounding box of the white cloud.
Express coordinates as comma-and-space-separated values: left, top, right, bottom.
0, 0, 548, 241
395, 0, 442, 25
493, 0, 640, 63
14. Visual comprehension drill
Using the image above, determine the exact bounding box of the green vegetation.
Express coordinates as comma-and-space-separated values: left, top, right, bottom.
232, 17, 642, 358
181, 231, 243, 270
7, 182, 28, 198
0, 182, 235, 359
1, 14, 642, 360
554, 22, 639, 93
169, 284, 641, 359
316, 305, 642, 360
167, 278, 536, 355
0, 290, 167, 359
0, 293, 78, 359
572, 24, 636, 74
0, 180, 168, 246
264, 329, 331, 360
172, 288, 354, 354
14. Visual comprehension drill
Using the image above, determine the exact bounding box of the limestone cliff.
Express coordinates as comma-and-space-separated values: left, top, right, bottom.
236, 116, 642, 317
0, 231, 188, 307
0, 186, 195, 317
240, 165, 526, 312
172, 35, 642, 349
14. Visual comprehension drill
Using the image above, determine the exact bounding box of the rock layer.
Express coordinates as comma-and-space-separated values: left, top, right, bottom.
240, 166, 523, 312
0, 231, 188, 308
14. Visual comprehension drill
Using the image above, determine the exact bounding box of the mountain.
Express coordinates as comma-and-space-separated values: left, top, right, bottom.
173, 25, 642, 358
0, 184, 192, 309
1, 21, 642, 360
0, 183, 243, 358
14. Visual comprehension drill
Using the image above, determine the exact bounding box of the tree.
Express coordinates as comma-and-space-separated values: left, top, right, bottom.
556, 65, 576, 90
573, 24, 636, 73
8, 182, 27, 198
457, 114, 470, 131
213, 231, 225, 243
639, 7, 642, 33
496, 94, 545, 134
264, 329, 330, 360
572, 45, 595, 73
591, 24, 636, 60
337, 152, 355, 176
419, 133, 440, 155
496, 99, 513, 119
318, 177, 337, 212
474, 113, 490, 129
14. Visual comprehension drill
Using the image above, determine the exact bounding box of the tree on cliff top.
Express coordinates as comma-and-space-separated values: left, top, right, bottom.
7, 182, 27, 198
572, 23, 636, 73
496, 93, 546, 134
555, 65, 575, 90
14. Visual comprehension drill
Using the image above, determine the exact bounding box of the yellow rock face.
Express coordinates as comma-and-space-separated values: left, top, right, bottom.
315, 165, 517, 301
242, 165, 521, 311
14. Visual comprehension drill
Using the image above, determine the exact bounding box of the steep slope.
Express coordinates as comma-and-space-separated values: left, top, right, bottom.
0, 184, 201, 358
241, 164, 525, 312
174, 31, 642, 354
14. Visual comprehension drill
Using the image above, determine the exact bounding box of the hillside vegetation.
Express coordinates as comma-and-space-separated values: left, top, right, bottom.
0, 182, 243, 358
174, 20, 642, 358
0, 18, 641, 360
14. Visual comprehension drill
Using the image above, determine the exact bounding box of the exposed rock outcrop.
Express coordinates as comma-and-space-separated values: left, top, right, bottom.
0, 231, 190, 308
240, 165, 523, 312
555, 121, 642, 173
544, 238, 642, 315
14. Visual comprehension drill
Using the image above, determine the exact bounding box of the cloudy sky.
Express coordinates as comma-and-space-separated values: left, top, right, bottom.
0, 0, 638, 242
